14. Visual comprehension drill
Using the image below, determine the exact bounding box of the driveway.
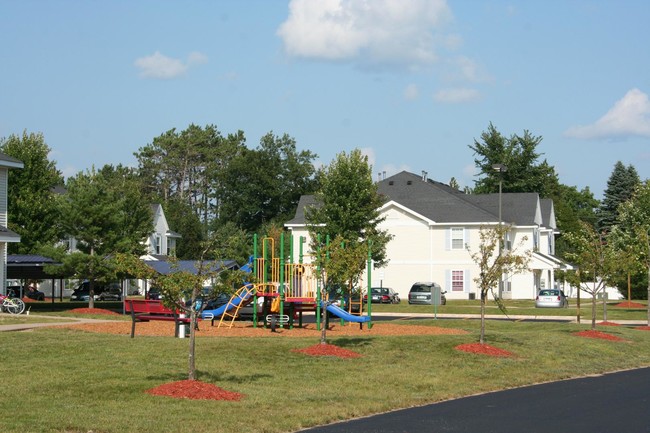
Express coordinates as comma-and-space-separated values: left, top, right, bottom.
299, 367, 650, 433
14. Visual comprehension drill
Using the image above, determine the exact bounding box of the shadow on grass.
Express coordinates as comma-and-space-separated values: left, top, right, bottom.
330, 337, 373, 348
148, 372, 273, 385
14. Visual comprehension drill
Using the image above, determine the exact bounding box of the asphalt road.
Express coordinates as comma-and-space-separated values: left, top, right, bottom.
299, 367, 650, 433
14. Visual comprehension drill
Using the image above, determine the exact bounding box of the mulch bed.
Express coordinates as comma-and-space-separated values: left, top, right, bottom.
69, 307, 121, 315
614, 302, 646, 308
454, 343, 515, 358
597, 321, 621, 326
634, 326, 650, 331
573, 330, 625, 341
146, 379, 244, 401
57, 309, 470, 338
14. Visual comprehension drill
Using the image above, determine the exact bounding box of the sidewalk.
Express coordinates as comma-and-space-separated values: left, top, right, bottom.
0, 313, 116, 332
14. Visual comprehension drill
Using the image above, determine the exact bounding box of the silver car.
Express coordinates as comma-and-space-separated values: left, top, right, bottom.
535, 289, 569, 308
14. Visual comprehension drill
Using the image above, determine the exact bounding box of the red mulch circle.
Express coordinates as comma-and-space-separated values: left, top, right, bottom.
614, 301, 645, 308
68, 307, 120, 315
146, 379, 244, 401
574, 330, 625, 341
454, 343, 514, 358
598, 321, 621, 326
292, 343, 362, 358
634, 326, 650, 331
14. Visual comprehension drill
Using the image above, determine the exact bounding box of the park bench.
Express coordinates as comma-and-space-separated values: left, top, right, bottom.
124, 299, 197, 338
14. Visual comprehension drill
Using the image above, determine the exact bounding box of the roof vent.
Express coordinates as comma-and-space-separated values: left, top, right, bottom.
421, 170, 428, 182
388, 180, 394, 185
407, 180, 412, 185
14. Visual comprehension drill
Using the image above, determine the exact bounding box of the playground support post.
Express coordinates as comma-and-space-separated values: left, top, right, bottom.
367, 239, 372, 329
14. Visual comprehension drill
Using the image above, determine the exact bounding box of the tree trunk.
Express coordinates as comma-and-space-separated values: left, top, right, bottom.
188, 308, 197, 380
647, 265, 650, 326
479, 290, 486, 344
591, 292, 597, 330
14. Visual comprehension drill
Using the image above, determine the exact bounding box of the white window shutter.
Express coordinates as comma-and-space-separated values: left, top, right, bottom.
465, 228, 470, 248
445, 269, 451, 292
464, 270, 471, 292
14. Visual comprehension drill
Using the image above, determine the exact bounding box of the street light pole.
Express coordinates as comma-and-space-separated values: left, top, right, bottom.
491, 163, 507, 297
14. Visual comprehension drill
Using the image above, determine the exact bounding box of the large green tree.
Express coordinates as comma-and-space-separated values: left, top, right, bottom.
597, 161, 640, 232
610, 181, 650, 318
0, 131, 63, 254
57, 165, 153, 307
135, 124, 245, 231
469, 123, 559, 196
306, 148, 392, 271
217, 132, 318, 232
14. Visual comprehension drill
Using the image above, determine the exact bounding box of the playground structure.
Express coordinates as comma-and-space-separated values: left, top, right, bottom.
201, 233, 372, 330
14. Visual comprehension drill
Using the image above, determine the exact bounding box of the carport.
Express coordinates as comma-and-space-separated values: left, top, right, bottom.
7, 254, 67, 304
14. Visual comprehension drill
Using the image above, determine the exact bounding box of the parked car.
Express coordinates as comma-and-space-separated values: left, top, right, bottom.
97, 284, 122, 301
70, 281, 115, 301
364, 287, 400, 304
408, 282, 446, 305
535, 289, 568, 308
145, 287, 162, 300
26, 285, 45, 301
326, 284, 363, 314
6, 285, 23, 298
7, 284, 46, 300
70, 286, 98, 302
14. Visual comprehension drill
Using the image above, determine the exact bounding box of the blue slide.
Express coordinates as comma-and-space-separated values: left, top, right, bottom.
201, 256, 256, 320
325, 303, 371, 323
201, 287, 254, 319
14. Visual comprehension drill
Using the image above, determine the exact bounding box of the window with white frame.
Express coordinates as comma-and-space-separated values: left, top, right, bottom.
153, 234, 161, 255
451, 228, 465, 250
503, 230, 512, 251
452, 270, 464, 292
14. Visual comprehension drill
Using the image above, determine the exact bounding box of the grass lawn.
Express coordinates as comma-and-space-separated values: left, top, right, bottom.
370, 299, 648, 321
1, 317, 650, 433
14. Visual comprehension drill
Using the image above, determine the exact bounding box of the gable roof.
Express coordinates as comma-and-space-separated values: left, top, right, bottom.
286, 170, 552, 228
377, 171, 497, 223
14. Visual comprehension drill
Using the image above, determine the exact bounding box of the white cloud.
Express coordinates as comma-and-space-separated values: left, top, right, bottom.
565, 88, 650, 139
404, 83, 419, 100
360, 147, 376, 167
134, 51, 208, 79
277, 0, 452, 68
434, 87, 480, 103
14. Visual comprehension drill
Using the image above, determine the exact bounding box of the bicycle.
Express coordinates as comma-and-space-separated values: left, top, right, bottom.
0, 294, 25, 315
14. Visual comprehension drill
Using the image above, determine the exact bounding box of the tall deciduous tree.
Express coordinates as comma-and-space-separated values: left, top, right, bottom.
468, 225, 530, 344
306, 149, 391, 268
611, 180, 650, 322
58, 165, 153, 307
0, 131, 63, 253
597, 161, 640, 232
217, 132, 318, 232
469, 123, 559, 197
135, 124, 245, 231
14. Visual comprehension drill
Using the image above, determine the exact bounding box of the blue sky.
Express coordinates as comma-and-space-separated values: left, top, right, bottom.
2, 0, 649, 199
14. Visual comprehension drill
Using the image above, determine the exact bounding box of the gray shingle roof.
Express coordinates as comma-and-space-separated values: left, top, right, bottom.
0, 152, 24, 169
286, 170, 552, 227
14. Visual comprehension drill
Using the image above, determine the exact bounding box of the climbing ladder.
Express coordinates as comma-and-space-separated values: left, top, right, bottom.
218, 284, 257, 329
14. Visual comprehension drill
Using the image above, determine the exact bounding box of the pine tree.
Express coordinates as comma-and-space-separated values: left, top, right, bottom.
597, 161, 640, 232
